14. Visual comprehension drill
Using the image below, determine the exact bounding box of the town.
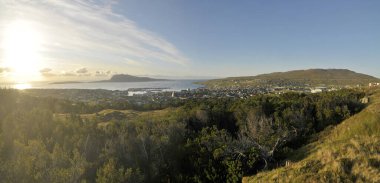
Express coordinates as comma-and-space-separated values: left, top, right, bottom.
22, 83, 373, 109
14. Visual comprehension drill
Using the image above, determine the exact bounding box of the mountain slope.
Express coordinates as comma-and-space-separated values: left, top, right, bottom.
243, 89, 380, 183
202, 69, 380, 88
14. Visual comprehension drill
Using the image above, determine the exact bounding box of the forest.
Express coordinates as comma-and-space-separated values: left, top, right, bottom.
0, 89, 366, 183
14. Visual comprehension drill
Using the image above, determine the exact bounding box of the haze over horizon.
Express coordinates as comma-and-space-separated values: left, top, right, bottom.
0, 0, 379, 83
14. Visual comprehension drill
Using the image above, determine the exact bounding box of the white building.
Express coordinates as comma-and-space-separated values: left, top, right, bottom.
311, 87, 327, 93
369, 83, 380, 87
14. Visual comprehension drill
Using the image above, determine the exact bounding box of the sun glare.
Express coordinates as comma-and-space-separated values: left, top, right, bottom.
13, 83, 32, 90
2, 20, 44, 82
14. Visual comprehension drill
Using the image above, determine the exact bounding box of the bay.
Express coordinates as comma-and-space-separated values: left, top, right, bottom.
1, 80, 205, 91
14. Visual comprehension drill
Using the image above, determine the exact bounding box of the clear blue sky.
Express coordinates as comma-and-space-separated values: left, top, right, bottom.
0, 0, 379, 82
113, 0, 380, 77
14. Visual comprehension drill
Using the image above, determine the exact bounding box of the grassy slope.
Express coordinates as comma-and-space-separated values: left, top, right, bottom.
202, 69, 380, 88
243, 89, 380, 183
55, 108, 177, 124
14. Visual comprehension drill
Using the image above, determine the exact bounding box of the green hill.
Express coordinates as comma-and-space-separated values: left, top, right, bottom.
202, 69, 380, 88
243, 88, 380, 183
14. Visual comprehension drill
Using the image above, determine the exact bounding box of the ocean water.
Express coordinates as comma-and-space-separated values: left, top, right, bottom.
1, 80, 205, 91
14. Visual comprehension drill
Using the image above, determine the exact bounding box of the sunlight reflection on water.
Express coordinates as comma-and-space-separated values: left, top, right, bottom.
0, 80, 204, 91
13, 83, 32, 90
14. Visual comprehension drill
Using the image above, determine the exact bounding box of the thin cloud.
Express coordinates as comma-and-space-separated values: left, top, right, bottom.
95, 70, 113, 77
124, 58, 143, 66
40, 68, 52, 73
40, 68, 56, 77
76, 68, 88, 74
40, 68, 94, 77
0, 0, 189, 74
60, 71, 77, 77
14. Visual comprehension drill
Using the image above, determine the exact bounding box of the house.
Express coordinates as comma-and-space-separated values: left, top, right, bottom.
360, 97, 369, 104
311, 87, 327, 93
369, 83, 380, 87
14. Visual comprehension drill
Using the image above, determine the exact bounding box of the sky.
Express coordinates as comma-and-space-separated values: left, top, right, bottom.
0, 0, 379, 82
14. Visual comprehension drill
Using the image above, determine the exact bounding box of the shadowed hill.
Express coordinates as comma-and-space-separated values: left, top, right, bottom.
51, 74, 169, 84
96, 74, 168, 82
202, 69, 380, 88
243, 89, 380, 183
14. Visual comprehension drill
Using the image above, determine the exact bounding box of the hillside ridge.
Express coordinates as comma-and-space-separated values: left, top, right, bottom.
203, 69, 380, 88
243, 88, 380, 183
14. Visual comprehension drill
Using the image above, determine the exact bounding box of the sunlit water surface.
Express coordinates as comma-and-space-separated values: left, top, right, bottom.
1, 80, 204, 91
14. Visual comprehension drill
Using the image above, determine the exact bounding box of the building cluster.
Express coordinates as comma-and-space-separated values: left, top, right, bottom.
24, 84, 348, 107
369, 83, 380, 87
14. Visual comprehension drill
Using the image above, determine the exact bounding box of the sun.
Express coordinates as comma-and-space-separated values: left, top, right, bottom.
2, 20, 44, 82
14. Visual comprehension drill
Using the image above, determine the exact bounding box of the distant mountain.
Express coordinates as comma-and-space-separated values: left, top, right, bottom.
202, 69, 380, 88
50, 81, 83, 84
97, 74, 168, 83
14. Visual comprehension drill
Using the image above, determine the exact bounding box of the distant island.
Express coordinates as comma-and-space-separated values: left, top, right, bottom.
96, 74, 169, 82
50, 74, 169, 84
202, 69, 380, 88
50, 81, 83, 84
